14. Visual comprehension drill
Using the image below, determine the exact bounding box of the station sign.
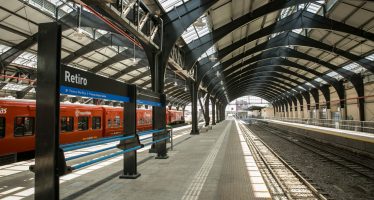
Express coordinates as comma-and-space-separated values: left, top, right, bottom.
137, 88, 163, 107
60, 65, 130, 102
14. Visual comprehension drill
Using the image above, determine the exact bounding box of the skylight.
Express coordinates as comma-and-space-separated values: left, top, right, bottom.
343, 63, 366, 74
2, 83, 29, 91
305, 82, 315, 88
158, 0, 191, 12
298, 85, 307, 91
25, 0, 74, 17
306, 1, 324, 14
292, 29, 303, 34
198, 46, 217, 61
326, 71, 343, 80
0, 44, 11, 53
181, 15, 211, 44
366, 54, 374, 61
13, 52, 37, 68
314, 77, 327, 84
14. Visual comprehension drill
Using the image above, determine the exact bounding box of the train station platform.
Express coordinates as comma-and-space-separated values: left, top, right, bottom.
259, 119, 374, 157
33, 120, 270, 200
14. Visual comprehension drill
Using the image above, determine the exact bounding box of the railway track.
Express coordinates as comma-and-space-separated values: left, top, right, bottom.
254, 123, 374, 181
237, 120, 327, 200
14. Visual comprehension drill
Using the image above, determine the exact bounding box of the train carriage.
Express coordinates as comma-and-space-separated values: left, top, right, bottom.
167, 110, 184, 125
137, 109, 153, 131
59, 104, 104, 144
0, 99, 36, 156
0, 99, 184, 160
102, 106, 123, 137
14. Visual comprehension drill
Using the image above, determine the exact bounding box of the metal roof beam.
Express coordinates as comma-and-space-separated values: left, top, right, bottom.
158, 0, 218, 73
184, 0, 317, 69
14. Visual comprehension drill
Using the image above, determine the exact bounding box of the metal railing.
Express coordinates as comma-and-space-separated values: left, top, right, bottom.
258, 117, 374, 134
55, 129, 171, 173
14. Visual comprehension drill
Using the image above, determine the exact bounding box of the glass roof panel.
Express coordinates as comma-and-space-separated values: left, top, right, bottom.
181, 15, 210, 44
13, 52, 38, 68
306, 1, 324, 14
198, 46, 217, 61
342, 63, 366, 74
158, 0, 191, 12
298, 85, 307, 91
314, 77, 327, 84
305, 82, 315, 88
0, 44, 11, 53
326, 71, 343, 80
366, 54, 374, 61
292, 29, 303, 34
2, 83, 29, 91
25, 0, 74, 16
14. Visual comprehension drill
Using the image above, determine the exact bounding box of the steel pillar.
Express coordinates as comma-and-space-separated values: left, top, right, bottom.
216, 102, 220, 122
204, 92, 210, 126
147, 48, 168, 155
211, 98, 216, 125
35, 22, 62, 200
119, 85, 141, 179
190, 79, 199, 134
154, 94, 168, 159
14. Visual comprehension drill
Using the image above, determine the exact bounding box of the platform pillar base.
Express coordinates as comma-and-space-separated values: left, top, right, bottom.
149, 148, 157, 153
190, 130, 200, 135
155, 155, 169, 159
119, 173, 141, 179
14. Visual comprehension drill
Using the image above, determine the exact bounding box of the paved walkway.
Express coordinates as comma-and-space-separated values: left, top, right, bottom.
54, 120, 270, 200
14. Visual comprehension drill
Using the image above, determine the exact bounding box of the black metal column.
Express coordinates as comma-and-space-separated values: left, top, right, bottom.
148, 48, 168, 153
190, 79, 199, 134
211, 98, 216, 125
355, 79, 366, 121
221, 104, 223, 120
204, 93, 210, 126
217, 103, 222, 122
215, 102, 219, 122
222, 105, 225, 120
358, 98, 365, 121
35, 22, 61, 200
155, 94, 168, 159
182, 106, 186, 122
220, 105, 222, 121
119, 85, 141, 179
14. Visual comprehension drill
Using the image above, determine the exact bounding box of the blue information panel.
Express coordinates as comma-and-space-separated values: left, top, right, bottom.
60, 65, 130, 102
137, 88, 163, 107
60, 86, 130, 102
136, 99, 161, 107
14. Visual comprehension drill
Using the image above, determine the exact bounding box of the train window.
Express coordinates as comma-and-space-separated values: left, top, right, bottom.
14, 117, 34, 137
92, 117, 101, 130
78, 117, 89, 131
61, 117, 74, 132
139, 118, 144, 125
0, 117, 5, 138
108, 119, 112, 128
114, 116, 120, 127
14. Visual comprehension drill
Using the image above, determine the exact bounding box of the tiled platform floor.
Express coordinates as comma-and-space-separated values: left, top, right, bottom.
48, 120, 271, 200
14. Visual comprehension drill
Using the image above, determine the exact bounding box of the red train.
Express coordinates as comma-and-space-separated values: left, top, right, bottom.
0, 99, 184, 158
